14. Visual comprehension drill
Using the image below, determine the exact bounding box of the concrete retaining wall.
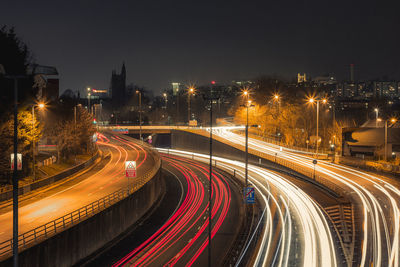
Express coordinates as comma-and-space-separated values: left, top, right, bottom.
0, 153, 99, 202
0, 169, 163, 267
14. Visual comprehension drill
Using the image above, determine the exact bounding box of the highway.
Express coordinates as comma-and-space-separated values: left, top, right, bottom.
109, 153, 242, 267
158, 148, 339, 267
0, 132, 157, 252
212, 128, 400, 267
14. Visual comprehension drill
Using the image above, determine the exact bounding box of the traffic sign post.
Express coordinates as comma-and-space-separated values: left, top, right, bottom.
125, 161, 136, 194
10, 153, 22, 171
312, 159, 317, 180
125, 161, 137, 178
244, 186, 255, 204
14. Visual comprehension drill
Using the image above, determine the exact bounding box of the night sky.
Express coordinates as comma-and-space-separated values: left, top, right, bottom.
1, 0, 399, 95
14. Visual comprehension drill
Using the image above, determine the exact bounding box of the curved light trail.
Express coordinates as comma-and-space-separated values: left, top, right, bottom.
112, 154, 232, 267
158, 148, 338, 267
211, 128, 400, 267
0, 133, 154, 252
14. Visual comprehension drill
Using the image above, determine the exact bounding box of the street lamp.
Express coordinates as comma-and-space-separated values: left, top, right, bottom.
308, 97, 327, 158
385, 118, 397, 161
136, 90, 142, 141
87, 87, 92, 115
31, 102, 45, 181
374, 108, 379, 128
241, 91, 254, 188
188, 87, 195, 124
163, 93, 168, 108
1, 63, 57, 267
273, 94, 281, 140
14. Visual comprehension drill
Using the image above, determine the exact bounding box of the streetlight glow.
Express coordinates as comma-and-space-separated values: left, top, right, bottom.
38, 103, 45, 109
391, 118, 397, 123
243, 90, 248, 96
309, 98, 315, 103
322, 99, 327, 104
274, 94, 279, 100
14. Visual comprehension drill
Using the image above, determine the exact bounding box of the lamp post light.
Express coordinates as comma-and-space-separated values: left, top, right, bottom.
241, 90, 254, 188
374, 108, 379, 128
202, 80, 219, 267
0, 63, 57, 267
87, 87, 91, 114
188, 87, 194, 124
163, 93, 168, 108
136, 90, 142, 141
385, 118, 397, 161
309, 97, 327, 159
273, 94, 281, 139
31, 102, 45, 181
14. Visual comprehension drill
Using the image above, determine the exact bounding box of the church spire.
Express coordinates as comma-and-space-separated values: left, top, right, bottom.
121, 62, 126, 78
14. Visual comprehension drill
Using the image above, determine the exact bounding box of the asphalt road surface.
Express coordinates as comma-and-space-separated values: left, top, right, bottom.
213, 128, 400, 267
95, 153, 244, 267
0, 132, 156, 253
159, 148, 340, 267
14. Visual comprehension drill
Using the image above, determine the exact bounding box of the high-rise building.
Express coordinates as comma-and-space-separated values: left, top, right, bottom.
172, 82, 181, 96
297, 73, 307, 83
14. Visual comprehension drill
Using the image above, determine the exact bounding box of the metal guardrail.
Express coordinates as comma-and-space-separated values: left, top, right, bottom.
183, 129, 345, 196
0, 150, 161, 260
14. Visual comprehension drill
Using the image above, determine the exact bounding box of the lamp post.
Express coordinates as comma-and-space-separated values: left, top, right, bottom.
163, 93, 168, 108
309, 97, 327, 158
188, 87, 194, 124
385, 118, 397, 161
273, 94, 280, 140
31, 102, 45, 181
1, 64, 57, 267
136, 90, 142, 141
374, 108, 379, 128
241, 90, 254, 188
203, 80, 219, 267
87, 87, 91, 114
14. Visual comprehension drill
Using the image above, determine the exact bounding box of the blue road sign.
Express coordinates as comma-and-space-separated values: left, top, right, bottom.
244, 187, 255, 204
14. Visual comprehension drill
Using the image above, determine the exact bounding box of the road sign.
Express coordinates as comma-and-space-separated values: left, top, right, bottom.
313, 159, 318, 165
125, 161, 137, 178
92, 133, 98, 143
244, 186, 255, 204
10, 153, 22, 170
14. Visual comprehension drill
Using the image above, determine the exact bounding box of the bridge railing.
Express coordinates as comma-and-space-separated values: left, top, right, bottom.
0, 151, 161, 260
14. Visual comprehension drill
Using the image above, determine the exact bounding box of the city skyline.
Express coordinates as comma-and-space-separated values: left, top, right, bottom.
1, 0, 400, 94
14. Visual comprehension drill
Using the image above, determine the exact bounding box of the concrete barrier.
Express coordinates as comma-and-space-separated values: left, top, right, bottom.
0, 168, 163, 267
